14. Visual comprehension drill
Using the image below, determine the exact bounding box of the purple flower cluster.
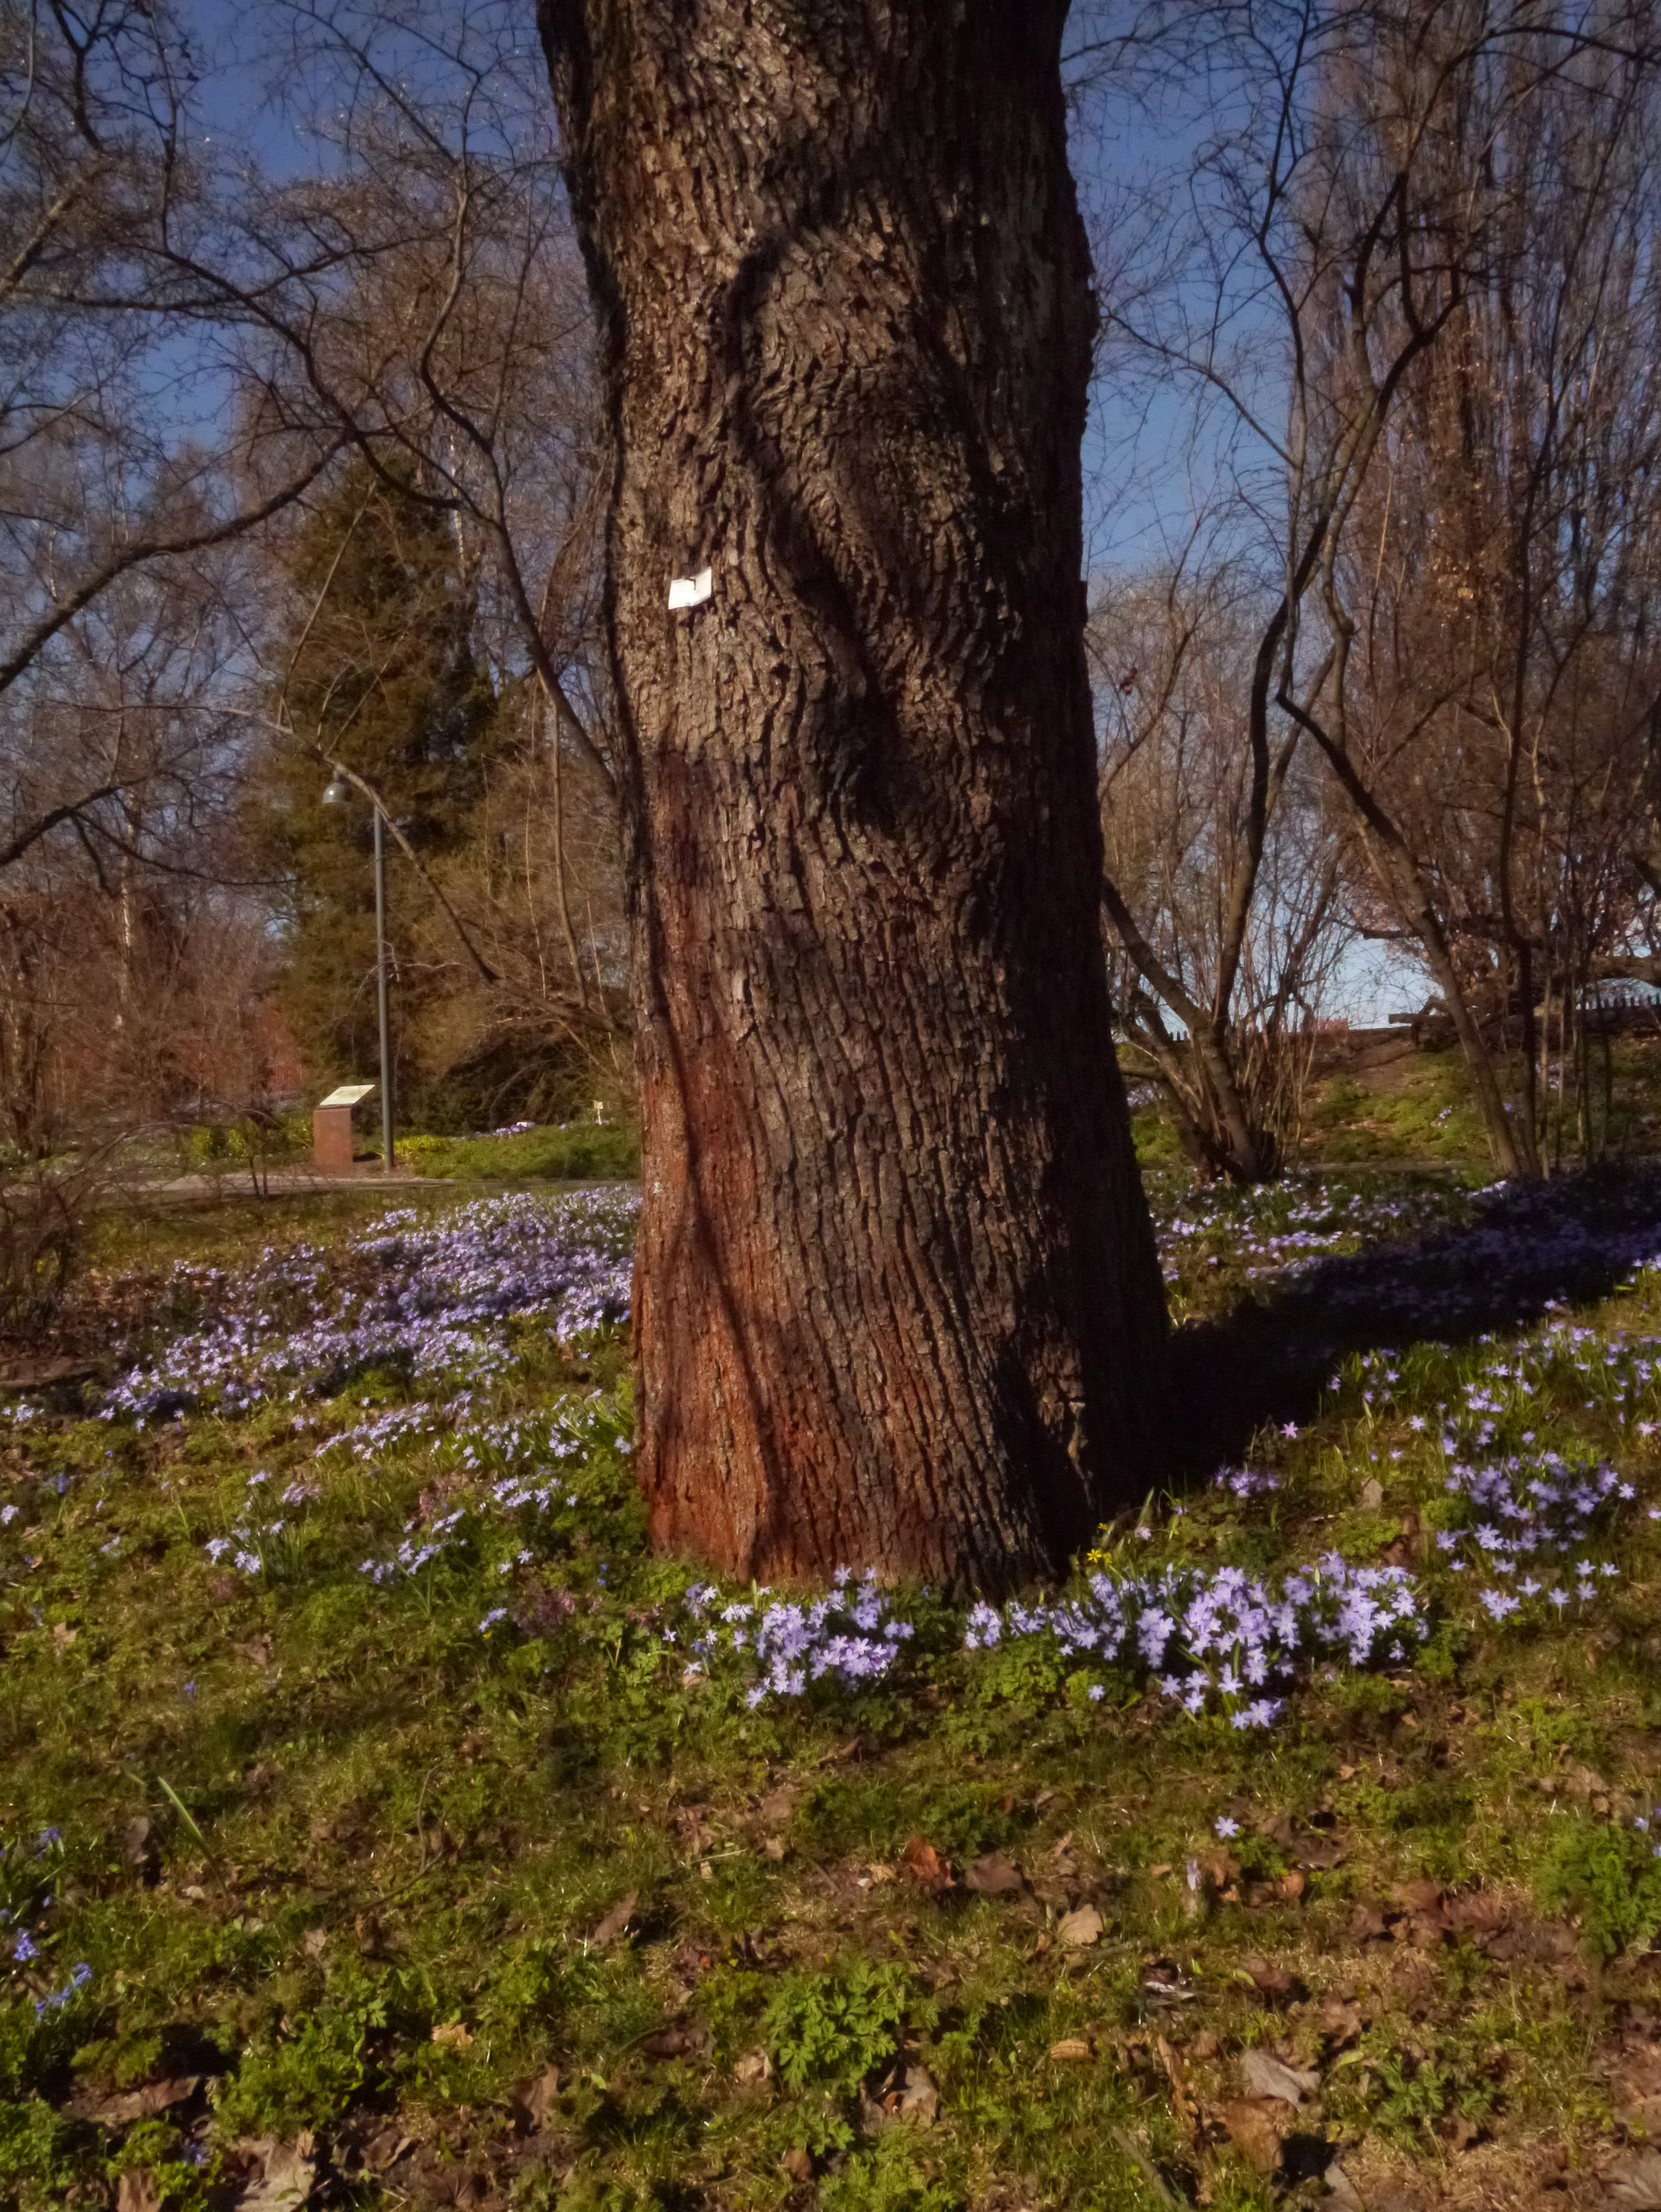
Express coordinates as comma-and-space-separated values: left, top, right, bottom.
350, 1404, 614, 1591
104, 1190, 639, 1421
446, 1408, 603, 1481
202, 1395, 622, 1591
1438, 1450, 1631, 1619
34, 1960, 92, 2016
358, 1192, 635, 1337
1158, 1183, 1456, 1291
1343, 1312, 1661, 1451
1213, 1467, 1281, 1500
314, 1406, 443, 1461
965, 1553, 1426, 1726
201, 1468, 320, 1580
0, 1827, 84, 2014
360, 1506, 468, 1586
678, 1571, 914, 1706
1333, 1311, 1650, 1627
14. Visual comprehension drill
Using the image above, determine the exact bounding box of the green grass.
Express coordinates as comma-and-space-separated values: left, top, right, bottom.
0, 1174, 1660, 2206
395, 1123, 641, 1182
1306, 1031, 1661, 1168
1128, 1029, 1661, 1173
1307, 1057, 1488, 1164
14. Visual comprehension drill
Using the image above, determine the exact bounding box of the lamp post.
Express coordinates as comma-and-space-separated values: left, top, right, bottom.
322, 772, 395, 1173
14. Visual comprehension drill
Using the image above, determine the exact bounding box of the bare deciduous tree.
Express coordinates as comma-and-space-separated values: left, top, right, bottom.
1092, 560, 1350, 1177
1077, 0, 1661, 1177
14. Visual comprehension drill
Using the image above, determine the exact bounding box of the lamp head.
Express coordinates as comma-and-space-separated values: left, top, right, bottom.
322, 777, 348, 807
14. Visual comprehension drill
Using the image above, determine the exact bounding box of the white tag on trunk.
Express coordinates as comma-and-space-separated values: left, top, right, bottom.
668, 566, 713, 611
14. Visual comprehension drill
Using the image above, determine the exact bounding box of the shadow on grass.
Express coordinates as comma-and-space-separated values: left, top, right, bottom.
1166, 1163, 1661, 1479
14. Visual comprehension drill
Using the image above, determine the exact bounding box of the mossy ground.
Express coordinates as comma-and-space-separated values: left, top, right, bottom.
2, 1174, 1661, 2210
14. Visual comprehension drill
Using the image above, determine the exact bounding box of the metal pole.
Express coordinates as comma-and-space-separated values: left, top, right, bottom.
373, 803, 395, 1172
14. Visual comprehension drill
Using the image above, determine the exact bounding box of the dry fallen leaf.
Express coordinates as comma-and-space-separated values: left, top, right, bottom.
899, 2061, 939, 2124
641, 2025, 700, 2059
1391, 1878, 1444, 1916
516, 2066, 562, 2130
1220, 2096, 1289, 2174
116, 2174, 163, 2212
51, 1623, 78, 1652
1444, 1890, 1511, 1940
1487, 1916, 1577, 1966
1240, 1955, 1296, 1998
781, 2146, 813, 2182
1562, 1762, 1609, 1806
1058, 1903, 1103, 1948
591, 1888, 637, 1949
964, 1850, 1023, 1895
234, 2137, 316, 2212
73, 2076, 200, 2125
361, 2124, 415, 2174
734, 2050, 772, 2087
1049, 2038, 1093, 2061
1241, 2049, 1320, 2106
903, 1835, 953, 1892
1156, 2033, 1197, 2124
1296, 1834, 1345, 1871
1325, 2159, 1367, 2212
1611, 2151, 1661, 2212
122, 1816, 156, 1870
429, 2021, 474, 2050
1143, 1964, 1197, 2003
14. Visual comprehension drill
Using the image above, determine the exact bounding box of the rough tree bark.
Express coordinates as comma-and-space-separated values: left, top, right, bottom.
540, 0, 1168, 1590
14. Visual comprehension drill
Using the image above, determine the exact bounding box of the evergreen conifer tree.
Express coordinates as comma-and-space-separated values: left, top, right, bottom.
258, 466, 498, 1114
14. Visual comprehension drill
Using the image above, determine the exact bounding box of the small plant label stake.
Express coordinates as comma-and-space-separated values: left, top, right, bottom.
668, 567, 713, 611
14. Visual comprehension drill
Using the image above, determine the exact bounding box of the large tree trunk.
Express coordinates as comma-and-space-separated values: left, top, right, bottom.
540, 0, 1168, 1591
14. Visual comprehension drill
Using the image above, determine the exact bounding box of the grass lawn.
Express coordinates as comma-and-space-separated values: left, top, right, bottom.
394, 1127, 641, 1185
4, 1170, 1661, 2208
1129, 1030, 1661, 1176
